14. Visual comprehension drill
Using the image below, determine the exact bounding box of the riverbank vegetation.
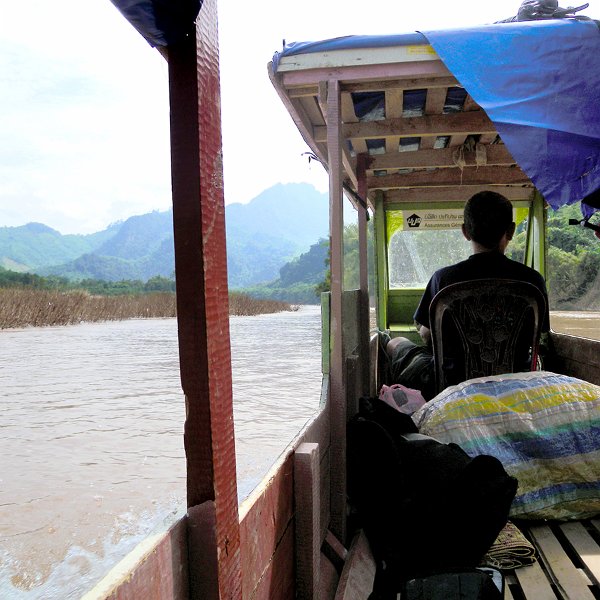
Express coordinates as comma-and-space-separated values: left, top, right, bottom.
0, 274, 294, 329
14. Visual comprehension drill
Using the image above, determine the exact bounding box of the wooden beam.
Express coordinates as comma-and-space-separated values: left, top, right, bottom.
167, 0, 241, 596
342, 92, 367, 154
295, 443, 321, 600
369, 144, 516, 171
368, 165, 529, 189
382, 185, 534, 204
326, 78, 347, 544
425, 87, 447, 115
314, 111, 496, 142
281, 59, 452, 88
342, 76, 459, 94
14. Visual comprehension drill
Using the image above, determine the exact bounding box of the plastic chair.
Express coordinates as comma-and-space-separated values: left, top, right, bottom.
429, 279, 546, 395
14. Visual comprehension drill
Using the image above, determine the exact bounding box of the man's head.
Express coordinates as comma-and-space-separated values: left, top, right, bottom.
462, 191, 516, 251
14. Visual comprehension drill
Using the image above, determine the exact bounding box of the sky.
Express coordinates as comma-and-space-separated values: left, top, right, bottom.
1, 0, 598, 234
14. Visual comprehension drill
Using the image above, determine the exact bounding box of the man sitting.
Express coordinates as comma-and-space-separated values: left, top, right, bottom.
386, 190, 550, 400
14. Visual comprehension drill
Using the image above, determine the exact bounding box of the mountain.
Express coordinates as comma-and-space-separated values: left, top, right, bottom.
0, 222, 118, 272
2, 183, 329, 287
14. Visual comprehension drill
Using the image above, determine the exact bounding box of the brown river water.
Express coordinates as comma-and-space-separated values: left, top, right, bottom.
0, 306, 322, 599
1, 307, 598, 599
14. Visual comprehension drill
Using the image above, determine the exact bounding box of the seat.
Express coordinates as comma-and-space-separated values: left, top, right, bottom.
429, 279, 546, 395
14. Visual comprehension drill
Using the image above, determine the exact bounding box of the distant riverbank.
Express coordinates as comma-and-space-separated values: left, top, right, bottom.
0, 288, 294, 329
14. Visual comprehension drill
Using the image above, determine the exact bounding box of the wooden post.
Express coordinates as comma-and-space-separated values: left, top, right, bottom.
356, 154, 371, 400
167, 0, 242, 597
294, 443, 321, 599
325, 78, 347, 543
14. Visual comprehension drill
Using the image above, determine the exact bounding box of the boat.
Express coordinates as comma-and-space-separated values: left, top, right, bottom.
86, 1, 600, 598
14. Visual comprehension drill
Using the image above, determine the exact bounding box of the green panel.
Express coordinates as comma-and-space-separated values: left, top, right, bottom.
374, 192, 388, 330
321, 292, 330, 374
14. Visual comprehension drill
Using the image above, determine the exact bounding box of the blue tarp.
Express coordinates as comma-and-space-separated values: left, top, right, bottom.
274, 21, 600, 215
423, 20, 600, 216
110, 0, 202, 47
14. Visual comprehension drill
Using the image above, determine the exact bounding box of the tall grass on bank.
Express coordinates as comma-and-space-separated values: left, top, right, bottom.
0, 289, 294, 329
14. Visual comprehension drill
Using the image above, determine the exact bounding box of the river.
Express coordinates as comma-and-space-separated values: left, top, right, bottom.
0, 306, 323, 599
1, 307, 599, 599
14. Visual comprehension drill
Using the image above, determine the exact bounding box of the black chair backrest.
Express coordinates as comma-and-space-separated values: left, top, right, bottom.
429, 279, 546, 395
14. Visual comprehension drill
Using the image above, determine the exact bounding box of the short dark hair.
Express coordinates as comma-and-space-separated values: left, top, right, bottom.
464, 191, 514, 249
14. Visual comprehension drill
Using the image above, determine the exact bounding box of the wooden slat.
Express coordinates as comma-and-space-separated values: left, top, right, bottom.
343, 75, 459, 94
383, 185, 533, 204
300, 95, 326, 127
334, 531, 376, 600
341, 92, 367, 154
368, 165, 529, 189
425, 87, 447, 115
316, 111, 497, 143
513, 561, 557, 599
560, 522, 600, 586
529, 524, 596, 599
295, 443, 321, 600
250, 520, 295, 600
239, 453, 294, 598
382, 87, 401, 154
369, 144, 516, 171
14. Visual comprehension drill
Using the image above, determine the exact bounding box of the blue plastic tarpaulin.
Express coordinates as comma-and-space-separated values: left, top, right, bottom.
423, 20, 600, 216
110, 0, 202, 47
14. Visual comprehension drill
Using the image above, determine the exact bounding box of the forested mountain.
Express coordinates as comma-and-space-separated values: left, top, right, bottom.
1, 183, 329, 288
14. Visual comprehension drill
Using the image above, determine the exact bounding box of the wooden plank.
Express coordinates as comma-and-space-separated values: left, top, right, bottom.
425, 87, 447, 115
343, 75, 459, 94
342, 92, 367, 154
504, 581, 515, 600
334, 531, 376, 600
326, 77, 348, 544
239, 453, 294, 599
82, 517, 189, 600
385, 89, 403, 119
250, 519, 295, 600
560, 522, 600, 586
369, 144, 516, 171
295, 443, 321, 599
300, 95, 326, 126
529, 524, 596, 599
315, 111, 497, 143
383, 185, 533, 204
368, 165, 529, 189
167, 1, 241, 596
513, 561, 557, 600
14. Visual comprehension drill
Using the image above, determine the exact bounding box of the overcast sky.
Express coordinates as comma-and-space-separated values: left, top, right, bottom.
1, 1, 597, 234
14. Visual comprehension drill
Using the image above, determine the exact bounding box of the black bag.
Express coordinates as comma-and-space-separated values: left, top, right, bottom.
347, 397, 518, 596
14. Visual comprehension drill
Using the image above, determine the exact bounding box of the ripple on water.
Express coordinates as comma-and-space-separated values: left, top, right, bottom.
0, 306, 322, 598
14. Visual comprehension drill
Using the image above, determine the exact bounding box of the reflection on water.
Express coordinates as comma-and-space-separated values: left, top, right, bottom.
0, 306, 322, 599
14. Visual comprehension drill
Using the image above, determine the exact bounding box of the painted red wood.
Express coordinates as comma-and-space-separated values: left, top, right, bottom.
105, 518, 189, 600
167, 0, 241, 596
239, 453, 294, 598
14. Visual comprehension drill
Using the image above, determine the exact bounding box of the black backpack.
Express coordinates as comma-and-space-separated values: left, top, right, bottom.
347, 397, 518, 597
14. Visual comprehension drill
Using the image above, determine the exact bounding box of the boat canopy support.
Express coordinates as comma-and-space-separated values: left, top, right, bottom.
167, 0, 242, 596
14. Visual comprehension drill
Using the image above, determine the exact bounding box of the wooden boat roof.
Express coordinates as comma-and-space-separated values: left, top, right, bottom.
269, 23, 600, 214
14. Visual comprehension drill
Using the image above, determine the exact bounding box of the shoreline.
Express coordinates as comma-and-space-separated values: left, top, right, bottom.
0, 288, 295, 329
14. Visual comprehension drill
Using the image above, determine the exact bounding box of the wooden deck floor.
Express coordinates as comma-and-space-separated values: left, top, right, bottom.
507, 519, 600, 600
